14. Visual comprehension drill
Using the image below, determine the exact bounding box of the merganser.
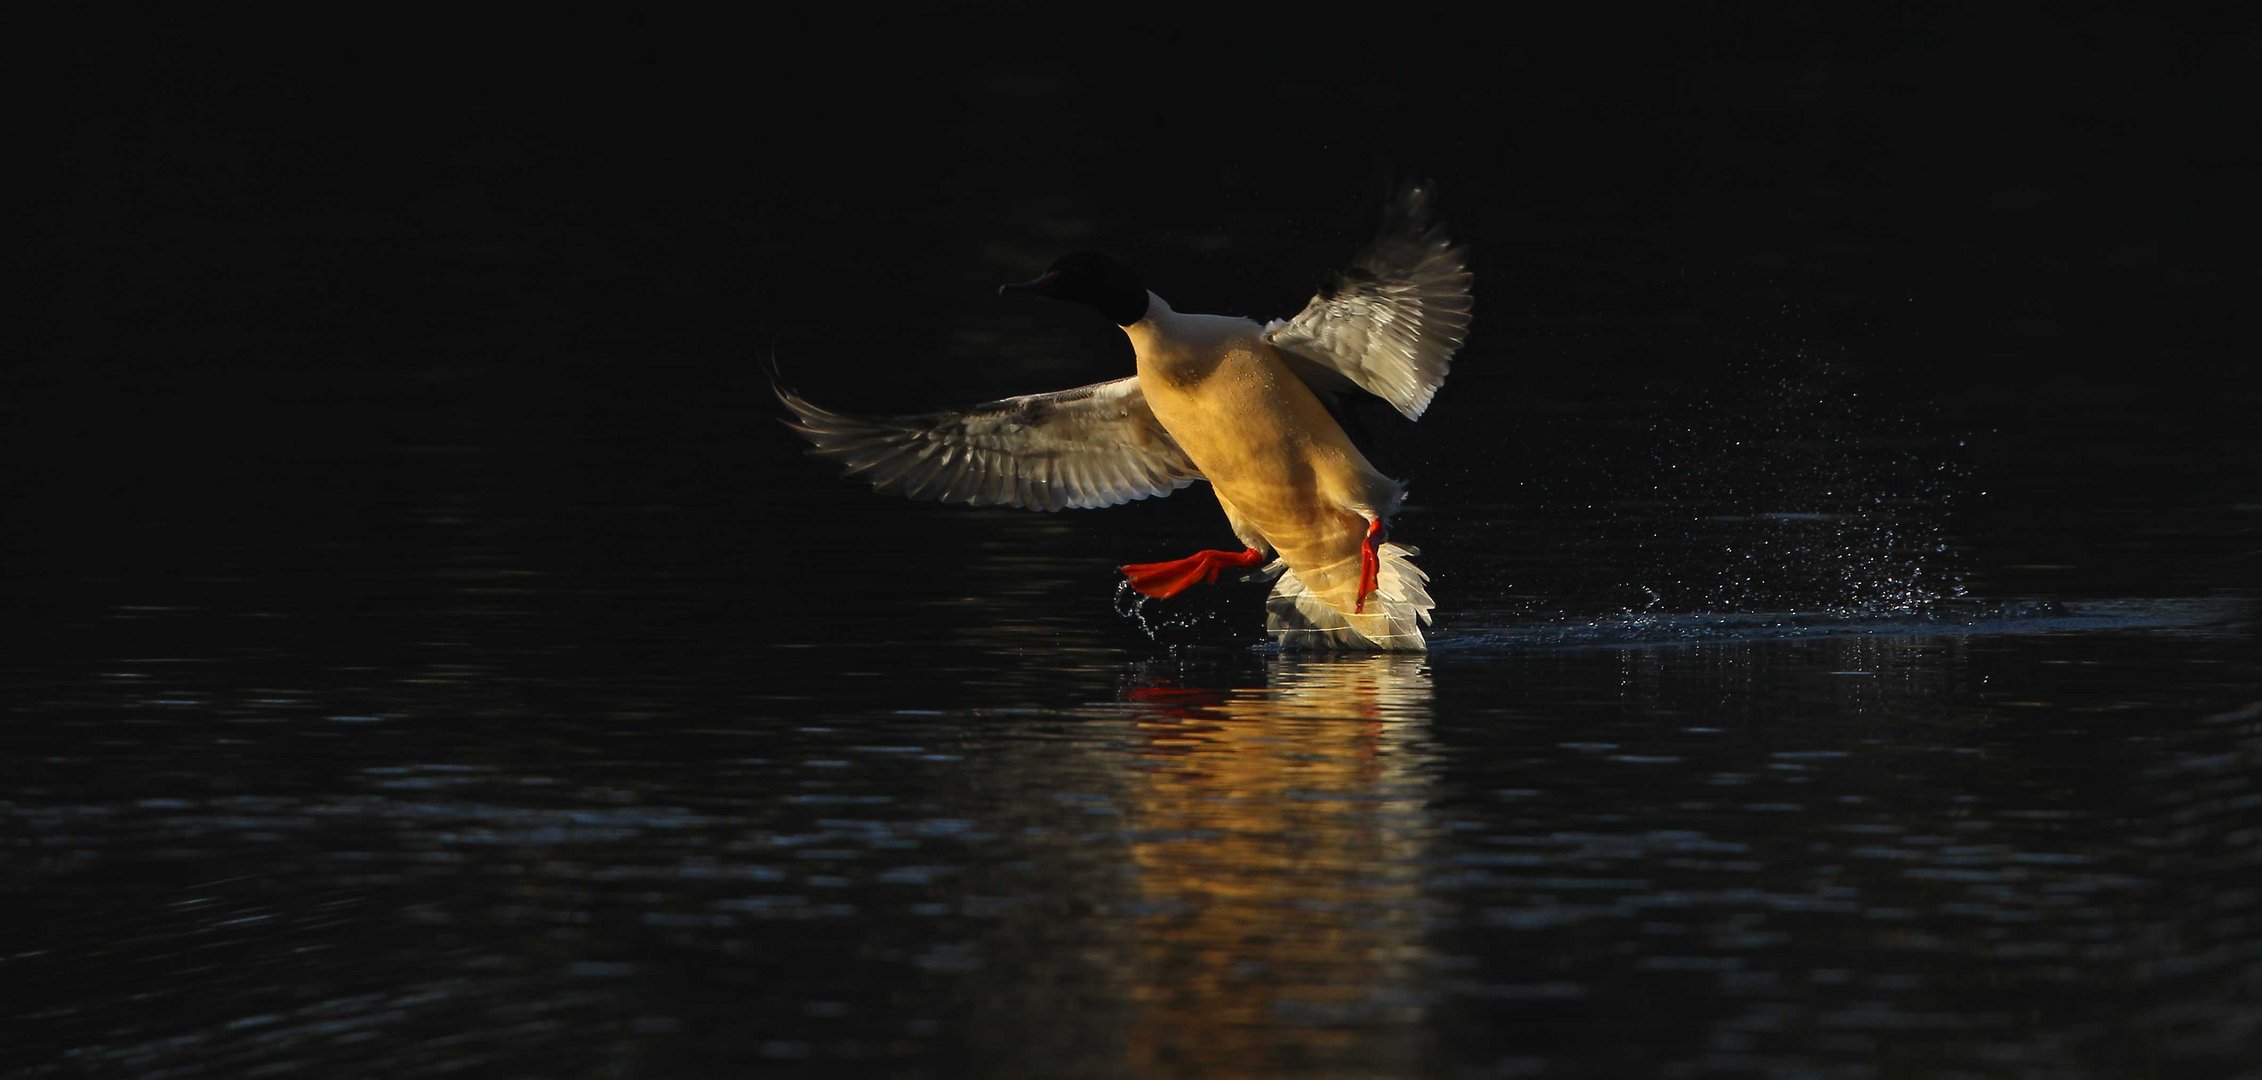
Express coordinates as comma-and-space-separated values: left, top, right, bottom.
778, 184, 1472, 650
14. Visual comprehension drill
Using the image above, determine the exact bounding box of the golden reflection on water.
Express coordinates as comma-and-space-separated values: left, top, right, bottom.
1115, 654, 1436, 1074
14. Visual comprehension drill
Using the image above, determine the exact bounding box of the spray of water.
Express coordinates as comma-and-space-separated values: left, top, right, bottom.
1612, 342, 1969, 625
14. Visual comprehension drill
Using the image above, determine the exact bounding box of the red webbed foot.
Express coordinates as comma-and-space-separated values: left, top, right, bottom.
1120, 548, 1265, 599
1356, 518, 1386, 614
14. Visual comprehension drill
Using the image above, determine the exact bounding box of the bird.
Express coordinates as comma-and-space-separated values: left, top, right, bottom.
776, 183, 1472, 650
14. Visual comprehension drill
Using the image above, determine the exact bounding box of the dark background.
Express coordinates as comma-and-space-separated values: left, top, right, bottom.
6, 9, 2261, 1076
10, 4, 2258, 622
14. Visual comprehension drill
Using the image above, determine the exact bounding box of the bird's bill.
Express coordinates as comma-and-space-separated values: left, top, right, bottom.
997, 269, 1060, 297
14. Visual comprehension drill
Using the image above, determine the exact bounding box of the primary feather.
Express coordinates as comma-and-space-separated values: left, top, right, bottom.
777, 377, 1201, 512
1263, 184, 1473, 421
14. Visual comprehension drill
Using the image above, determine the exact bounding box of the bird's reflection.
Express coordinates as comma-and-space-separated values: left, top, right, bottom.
1112, 653, 1436, 1073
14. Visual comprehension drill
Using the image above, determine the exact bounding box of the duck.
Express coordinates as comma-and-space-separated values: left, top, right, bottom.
776, 183, 1472, 650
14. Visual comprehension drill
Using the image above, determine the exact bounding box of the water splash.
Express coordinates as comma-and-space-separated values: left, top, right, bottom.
1618, 342, 1969, 620
1114, 579, 1231, 644
1114, 579, 1159, 640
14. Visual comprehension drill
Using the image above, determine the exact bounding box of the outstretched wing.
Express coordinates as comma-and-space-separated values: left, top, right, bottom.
1261, 183, 1473, 421
777, 376, 1203, 512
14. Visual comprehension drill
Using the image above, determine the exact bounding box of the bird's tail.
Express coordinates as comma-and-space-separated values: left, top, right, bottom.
1261, 543, 1433, 651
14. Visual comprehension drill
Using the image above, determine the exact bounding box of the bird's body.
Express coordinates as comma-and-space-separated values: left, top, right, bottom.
1128, 296, 1401, 619
779, 184, 1471, 650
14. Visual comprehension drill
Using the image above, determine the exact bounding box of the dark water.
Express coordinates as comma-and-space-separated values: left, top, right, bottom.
11, 10, 2262, 1079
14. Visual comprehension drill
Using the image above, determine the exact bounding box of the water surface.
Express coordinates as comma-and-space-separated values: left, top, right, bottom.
7, 441, 2256, 1076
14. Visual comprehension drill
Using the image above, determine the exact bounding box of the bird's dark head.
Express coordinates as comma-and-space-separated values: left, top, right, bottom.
998, 251, 1150, 327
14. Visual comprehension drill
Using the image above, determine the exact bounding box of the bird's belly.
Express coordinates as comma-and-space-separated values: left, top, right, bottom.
1142, 352, 1376, 612
1245, 500, 1369, 611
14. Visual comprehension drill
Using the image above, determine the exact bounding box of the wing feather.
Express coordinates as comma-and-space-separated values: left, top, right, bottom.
777, 376, 1204, 511
1261, 183, 1473, 421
